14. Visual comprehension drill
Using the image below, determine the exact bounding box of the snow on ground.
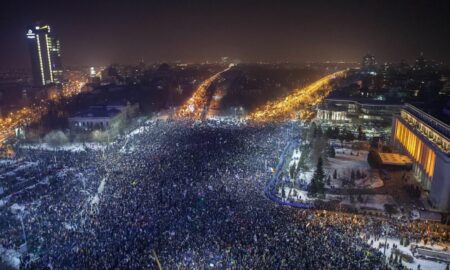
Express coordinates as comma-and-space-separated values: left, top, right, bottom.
278, 187, 395, 212
326, 148, 383, 189
89, 177, 107, 213
10, 203, 25, 214
119, 145, 135, 154
63, 222, 77, 231
97, 177, 106, 194
285, 147, 313, 185
20, 143, 106, 152
278, 187, 341, 203
0, 159, 16, 166
126, 126, 148, 138
299, 171, 313, 185
288, 149, 302, 170
0, 245, 20, 269
278, 187, 312, 203
369, 237, 448, 270
0, 196, 10, 207
90, 195, 99, 207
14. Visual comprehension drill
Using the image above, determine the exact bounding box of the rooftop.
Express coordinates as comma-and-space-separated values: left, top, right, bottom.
408, 102, 450, 126
70, 106, 121, 119
325, 96, 403, 106
379, 153, 412, 166
404, 104, 450, 139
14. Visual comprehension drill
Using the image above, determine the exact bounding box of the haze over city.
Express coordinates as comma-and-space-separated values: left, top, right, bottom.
0, 1, 449, 270
2, 0, 450, 67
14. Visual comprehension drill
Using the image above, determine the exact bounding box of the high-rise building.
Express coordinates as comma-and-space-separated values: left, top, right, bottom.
361, 54, 377, 73
26, 23, 63, 86
89, 67, 96, 78
413, 52, 430, 71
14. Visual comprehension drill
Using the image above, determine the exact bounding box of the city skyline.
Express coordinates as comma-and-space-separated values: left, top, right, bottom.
1, 1, 450, 268
1, 0, 450, 68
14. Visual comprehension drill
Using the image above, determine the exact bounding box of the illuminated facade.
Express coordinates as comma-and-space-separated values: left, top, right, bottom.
27, 23, 63, 86
317, 107, 348, 122
392, 104, 450, 212
317, 98, 401, 124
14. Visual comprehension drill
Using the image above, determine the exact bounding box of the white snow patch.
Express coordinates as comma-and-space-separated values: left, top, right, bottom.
126, 126, 147, 138
20, 143, 106, 152
278, 187, 395, 212
90, 194, 99, 206
119, 145, 135, 154
97, 178, 106, 194
10, 203, 25, 214
63, 222, 77, 231
0, 245, 21, 269
89, 177, 107, 213
0, 197, 10, 207
326, 149, 383, 189
0, 159, 15, 166
369, 237, 448, 270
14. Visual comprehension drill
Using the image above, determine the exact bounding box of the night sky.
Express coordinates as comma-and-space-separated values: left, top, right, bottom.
1, 0, 450, 68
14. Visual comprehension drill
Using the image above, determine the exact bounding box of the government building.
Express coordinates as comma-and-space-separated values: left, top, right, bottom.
391, 104, 450, 212
68, 103, 126, 130
317, 98, 402, 124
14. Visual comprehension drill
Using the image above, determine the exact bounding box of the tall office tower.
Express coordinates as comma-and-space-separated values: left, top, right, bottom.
361, 54, 377, 72
26, 23, 63, 86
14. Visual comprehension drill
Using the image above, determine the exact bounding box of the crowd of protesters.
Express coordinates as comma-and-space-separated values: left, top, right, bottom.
0, 118, 429, 269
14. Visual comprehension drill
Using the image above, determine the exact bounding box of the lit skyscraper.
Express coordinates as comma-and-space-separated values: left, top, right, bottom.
26, 23, 63, 86
361, 54, 377, 72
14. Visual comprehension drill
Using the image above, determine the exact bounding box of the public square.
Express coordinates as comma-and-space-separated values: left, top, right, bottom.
0, 119, 388, 269
1, 1, 450, 269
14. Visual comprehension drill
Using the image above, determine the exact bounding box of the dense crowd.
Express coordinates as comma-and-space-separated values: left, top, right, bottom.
1, 119, 388, 269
